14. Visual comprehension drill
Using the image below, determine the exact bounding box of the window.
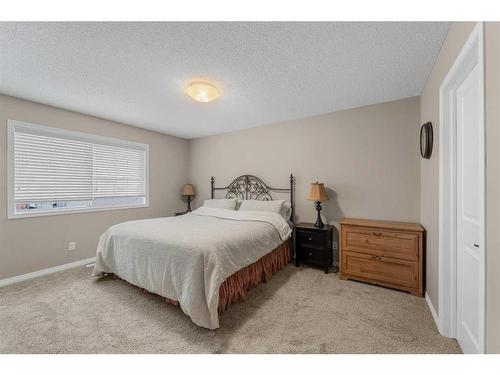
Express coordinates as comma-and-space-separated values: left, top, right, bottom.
7, 120, 149, 218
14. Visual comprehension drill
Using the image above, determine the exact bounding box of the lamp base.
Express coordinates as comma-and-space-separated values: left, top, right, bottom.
186, 195, 192, 212
314, 201, 324, 228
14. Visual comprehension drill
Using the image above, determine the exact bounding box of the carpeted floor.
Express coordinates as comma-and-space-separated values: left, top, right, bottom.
0, 264, 461, 354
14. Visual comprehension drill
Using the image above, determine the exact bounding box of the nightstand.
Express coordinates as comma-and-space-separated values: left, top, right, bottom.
294, 222, 335, 274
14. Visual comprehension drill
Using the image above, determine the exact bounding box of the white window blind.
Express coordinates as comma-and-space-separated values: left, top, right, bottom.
93, 143, 146, 198
8, 120, 148, 218
14, 131, 94, 202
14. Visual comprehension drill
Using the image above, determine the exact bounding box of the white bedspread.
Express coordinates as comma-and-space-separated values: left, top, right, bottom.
92, 207, 291, 329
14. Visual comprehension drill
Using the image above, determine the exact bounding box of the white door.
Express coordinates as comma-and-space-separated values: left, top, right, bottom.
456, 63, 484, 354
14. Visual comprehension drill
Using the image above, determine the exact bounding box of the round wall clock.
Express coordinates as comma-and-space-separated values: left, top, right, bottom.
420, 122, 433, 159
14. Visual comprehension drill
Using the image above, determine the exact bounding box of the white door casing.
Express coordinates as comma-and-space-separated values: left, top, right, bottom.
439, 22, 485, 354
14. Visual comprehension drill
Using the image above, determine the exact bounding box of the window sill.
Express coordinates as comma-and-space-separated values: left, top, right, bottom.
7, 203, 149, 220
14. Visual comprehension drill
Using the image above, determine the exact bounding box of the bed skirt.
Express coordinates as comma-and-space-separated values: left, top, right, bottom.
120, 239, 292, 314
217, 239, 292, 312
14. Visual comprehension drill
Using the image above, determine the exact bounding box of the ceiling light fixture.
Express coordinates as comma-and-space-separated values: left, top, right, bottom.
186, 81, 220, 103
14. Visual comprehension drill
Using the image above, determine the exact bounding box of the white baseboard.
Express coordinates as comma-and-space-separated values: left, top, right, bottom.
425, 292, 440, 331
0, 257, 96, 288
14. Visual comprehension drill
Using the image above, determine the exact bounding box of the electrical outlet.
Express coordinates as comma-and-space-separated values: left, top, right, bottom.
67, 241, 76, 251
333, 241, 338, 250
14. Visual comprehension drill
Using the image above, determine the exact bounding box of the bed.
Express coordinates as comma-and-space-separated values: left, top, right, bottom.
92, 174, 295, 329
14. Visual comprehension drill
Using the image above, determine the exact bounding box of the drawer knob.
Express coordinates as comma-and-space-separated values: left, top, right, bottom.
308, 252, 312, 256
372, 232, 382, 236
308, 237, 312, 241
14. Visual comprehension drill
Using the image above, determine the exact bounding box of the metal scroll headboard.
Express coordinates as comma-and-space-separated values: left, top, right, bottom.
210, 174, 295, 223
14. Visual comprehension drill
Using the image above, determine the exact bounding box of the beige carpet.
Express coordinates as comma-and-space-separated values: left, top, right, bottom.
0, 264, 460, 354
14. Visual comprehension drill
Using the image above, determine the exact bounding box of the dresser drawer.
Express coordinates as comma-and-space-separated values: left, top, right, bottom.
299, 246, 324, 264
341, 250, 419, 289
341, 226, 419, 261
296, 229, 324, 247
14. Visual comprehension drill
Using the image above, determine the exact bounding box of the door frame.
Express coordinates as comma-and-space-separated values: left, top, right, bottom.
438, 22, 485, 353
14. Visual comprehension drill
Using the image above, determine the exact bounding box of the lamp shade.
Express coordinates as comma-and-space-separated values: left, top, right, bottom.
181, 184, 196, 196
307, 182, 328, 202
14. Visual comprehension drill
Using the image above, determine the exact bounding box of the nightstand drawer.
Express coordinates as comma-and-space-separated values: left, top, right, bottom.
299, 246, 324, 264
297, 230, 324, 247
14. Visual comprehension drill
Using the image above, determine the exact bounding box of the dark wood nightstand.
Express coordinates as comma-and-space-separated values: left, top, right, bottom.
294, 222, 335, 274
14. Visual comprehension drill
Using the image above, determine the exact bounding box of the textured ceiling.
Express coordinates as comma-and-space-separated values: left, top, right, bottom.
0, 22, 449, 139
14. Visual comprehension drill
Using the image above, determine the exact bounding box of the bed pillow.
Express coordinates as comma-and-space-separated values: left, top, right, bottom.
238, 199, 285, 215
281, 201, 292, 221
235, 199, 292, 220
203, 199, 238, 210
236, 199, 243, 210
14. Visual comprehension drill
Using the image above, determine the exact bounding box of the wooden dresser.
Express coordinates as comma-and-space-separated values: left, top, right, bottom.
339, 218, 424, 297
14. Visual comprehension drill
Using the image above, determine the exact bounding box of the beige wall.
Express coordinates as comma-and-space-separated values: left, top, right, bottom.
189, 97, 421, 234
420, 22, 500, 353
0, 95, 189, 280
485, 22, 500, 354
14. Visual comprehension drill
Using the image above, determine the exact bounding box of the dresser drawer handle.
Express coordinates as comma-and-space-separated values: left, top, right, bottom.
372, 232, 382, 236
308, 252, 313, 256
371, 255, 382, 261
308, 237, 312, 241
